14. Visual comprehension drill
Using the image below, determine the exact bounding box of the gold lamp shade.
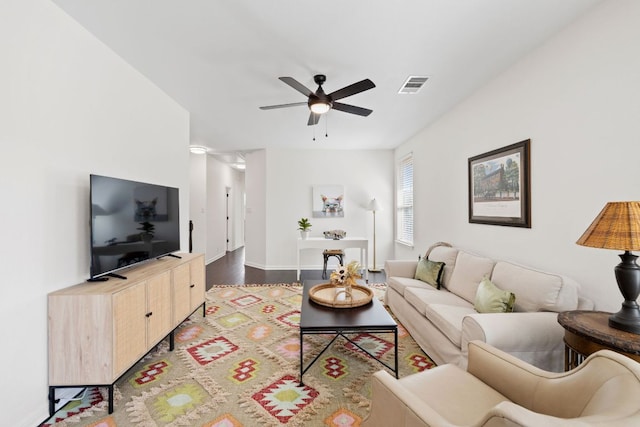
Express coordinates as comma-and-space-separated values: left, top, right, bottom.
577, 202, 640, 250
577, 201, 640, 334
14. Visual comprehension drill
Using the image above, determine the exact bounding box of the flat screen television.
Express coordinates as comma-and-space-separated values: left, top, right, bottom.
90, 174, 181, 280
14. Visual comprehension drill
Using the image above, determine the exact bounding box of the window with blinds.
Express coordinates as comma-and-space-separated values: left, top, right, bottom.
396, 153, 414, 245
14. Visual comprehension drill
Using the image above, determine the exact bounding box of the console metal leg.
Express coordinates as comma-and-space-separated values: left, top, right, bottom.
108, 385, 114, 414
48, 386, 56, 416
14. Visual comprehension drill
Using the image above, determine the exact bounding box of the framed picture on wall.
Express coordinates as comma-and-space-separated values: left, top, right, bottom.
468, 139, 531, 227
312, 184, 345, 218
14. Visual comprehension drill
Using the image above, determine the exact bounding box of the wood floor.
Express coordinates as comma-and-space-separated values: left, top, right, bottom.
205, 247, 386, 289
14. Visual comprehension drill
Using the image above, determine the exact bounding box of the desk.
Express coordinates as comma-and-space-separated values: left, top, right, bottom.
558, 310, 640, 370
297, 237, 368, 282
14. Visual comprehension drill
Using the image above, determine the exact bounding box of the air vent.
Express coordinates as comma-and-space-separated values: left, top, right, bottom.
398, 76, 429, 94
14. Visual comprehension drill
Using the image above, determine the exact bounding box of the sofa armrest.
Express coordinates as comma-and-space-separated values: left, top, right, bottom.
362, 370, 455, 427
480, 401, 585, 427
461, 312, 565, 372
384, 259, 418, 279
468, 341, 640, 423
466, 340, 558, 408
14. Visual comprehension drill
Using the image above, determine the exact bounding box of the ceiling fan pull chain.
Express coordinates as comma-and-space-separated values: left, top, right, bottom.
312, 124, 316, 141
325, 113, 329, 138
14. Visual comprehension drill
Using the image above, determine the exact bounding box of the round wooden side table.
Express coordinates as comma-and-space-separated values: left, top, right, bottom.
558, 310, 640, 371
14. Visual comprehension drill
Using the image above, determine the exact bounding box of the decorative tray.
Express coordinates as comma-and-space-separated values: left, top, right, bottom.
308, 283, 374, 308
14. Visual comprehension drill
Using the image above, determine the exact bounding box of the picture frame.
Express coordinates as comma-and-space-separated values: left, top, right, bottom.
468, 139, 531, 227
312, 184, 345, 218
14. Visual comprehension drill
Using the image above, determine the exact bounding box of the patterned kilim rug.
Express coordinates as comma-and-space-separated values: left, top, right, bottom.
43, 283, 434, 427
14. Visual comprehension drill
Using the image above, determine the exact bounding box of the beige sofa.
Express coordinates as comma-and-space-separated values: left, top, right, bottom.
384, 244, 593, 372
362, 341, 640, 427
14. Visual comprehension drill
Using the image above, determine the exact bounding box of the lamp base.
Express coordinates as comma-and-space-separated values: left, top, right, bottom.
609, 304, 640, 335
609, 251, 640, 335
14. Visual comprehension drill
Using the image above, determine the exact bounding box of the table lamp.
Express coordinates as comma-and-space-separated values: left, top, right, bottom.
576, 201, 640, 334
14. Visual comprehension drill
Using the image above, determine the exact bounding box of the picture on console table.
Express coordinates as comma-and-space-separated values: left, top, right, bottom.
313, 184, 345, 218
468, 139, 531, 227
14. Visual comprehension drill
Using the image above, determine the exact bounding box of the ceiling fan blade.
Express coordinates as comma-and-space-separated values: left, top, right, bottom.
279, 77, 314, 97
307, 112, 321, 126
328, 79, 375, 101
259, 102, 307, 110
332, 102, 373, 117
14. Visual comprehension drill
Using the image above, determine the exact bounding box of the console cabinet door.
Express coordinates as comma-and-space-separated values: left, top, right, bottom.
189, 256, 205, 312
113, 282, 147, 377
172, 263, 191, 324
146, 271, 172, 346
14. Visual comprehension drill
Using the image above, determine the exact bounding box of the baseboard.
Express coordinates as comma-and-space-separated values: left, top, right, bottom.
26, 401, 52, 427
243, 262, 329, 271
206, 252, 226, 265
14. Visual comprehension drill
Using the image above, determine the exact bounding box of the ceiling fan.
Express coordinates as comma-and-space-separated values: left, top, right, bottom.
259, 74, 375, 126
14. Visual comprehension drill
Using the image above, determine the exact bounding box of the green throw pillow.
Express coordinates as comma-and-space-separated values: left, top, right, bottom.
414, 258, 445, 289
474, 277, 516, 313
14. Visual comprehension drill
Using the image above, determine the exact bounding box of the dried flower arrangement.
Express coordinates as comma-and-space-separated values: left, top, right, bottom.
330, 260, 362, 288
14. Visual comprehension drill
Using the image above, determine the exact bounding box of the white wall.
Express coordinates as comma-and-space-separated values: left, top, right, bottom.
230, 167, 246, 251
189, 153, 207, 254
243, 149, 394, 270
0, 1, 190, 426
394, 0, 640, 312
244, 150, 268, 267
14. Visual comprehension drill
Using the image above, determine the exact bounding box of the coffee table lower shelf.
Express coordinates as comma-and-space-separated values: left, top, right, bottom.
299, 327, 398, 385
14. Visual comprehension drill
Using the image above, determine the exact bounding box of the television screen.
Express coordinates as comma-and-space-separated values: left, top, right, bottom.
90, 174, 180, 279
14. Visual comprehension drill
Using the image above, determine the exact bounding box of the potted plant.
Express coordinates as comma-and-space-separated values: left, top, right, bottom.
297, 217, 312, 239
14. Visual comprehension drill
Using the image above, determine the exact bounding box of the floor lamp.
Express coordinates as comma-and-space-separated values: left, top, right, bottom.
368, 198, 381, 272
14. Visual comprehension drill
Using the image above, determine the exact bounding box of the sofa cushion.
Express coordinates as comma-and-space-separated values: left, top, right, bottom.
414, 258, 445, 288
490, 261, 579, 312
387, 276, 439, 297
404, 287, 473, 316
424, 303, 476, 347
474, 277, 516, 313
446, 251, 496, 304
427, 246, 459, 288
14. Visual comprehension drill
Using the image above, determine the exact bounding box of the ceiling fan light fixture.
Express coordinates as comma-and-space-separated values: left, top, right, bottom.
260, 74, 375, 125
309, 100, 331, 114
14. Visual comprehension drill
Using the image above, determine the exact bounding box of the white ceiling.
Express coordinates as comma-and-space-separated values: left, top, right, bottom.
52, 0, 601, 160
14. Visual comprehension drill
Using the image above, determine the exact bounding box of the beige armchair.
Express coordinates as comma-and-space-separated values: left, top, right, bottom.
362, 340, 640, 427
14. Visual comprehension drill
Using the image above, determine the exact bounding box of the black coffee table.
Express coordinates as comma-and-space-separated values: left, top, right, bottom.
299, 280, 398, 384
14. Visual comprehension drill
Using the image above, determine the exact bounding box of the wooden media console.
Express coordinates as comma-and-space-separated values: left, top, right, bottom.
47, 252, 205, 414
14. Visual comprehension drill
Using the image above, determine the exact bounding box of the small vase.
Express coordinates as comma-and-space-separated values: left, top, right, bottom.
334, 283, 353, 304
344, 278, 355, 294
300, 230, 310, 240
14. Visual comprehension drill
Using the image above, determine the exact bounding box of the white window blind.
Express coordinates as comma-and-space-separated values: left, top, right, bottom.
396, 153, 414, 245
